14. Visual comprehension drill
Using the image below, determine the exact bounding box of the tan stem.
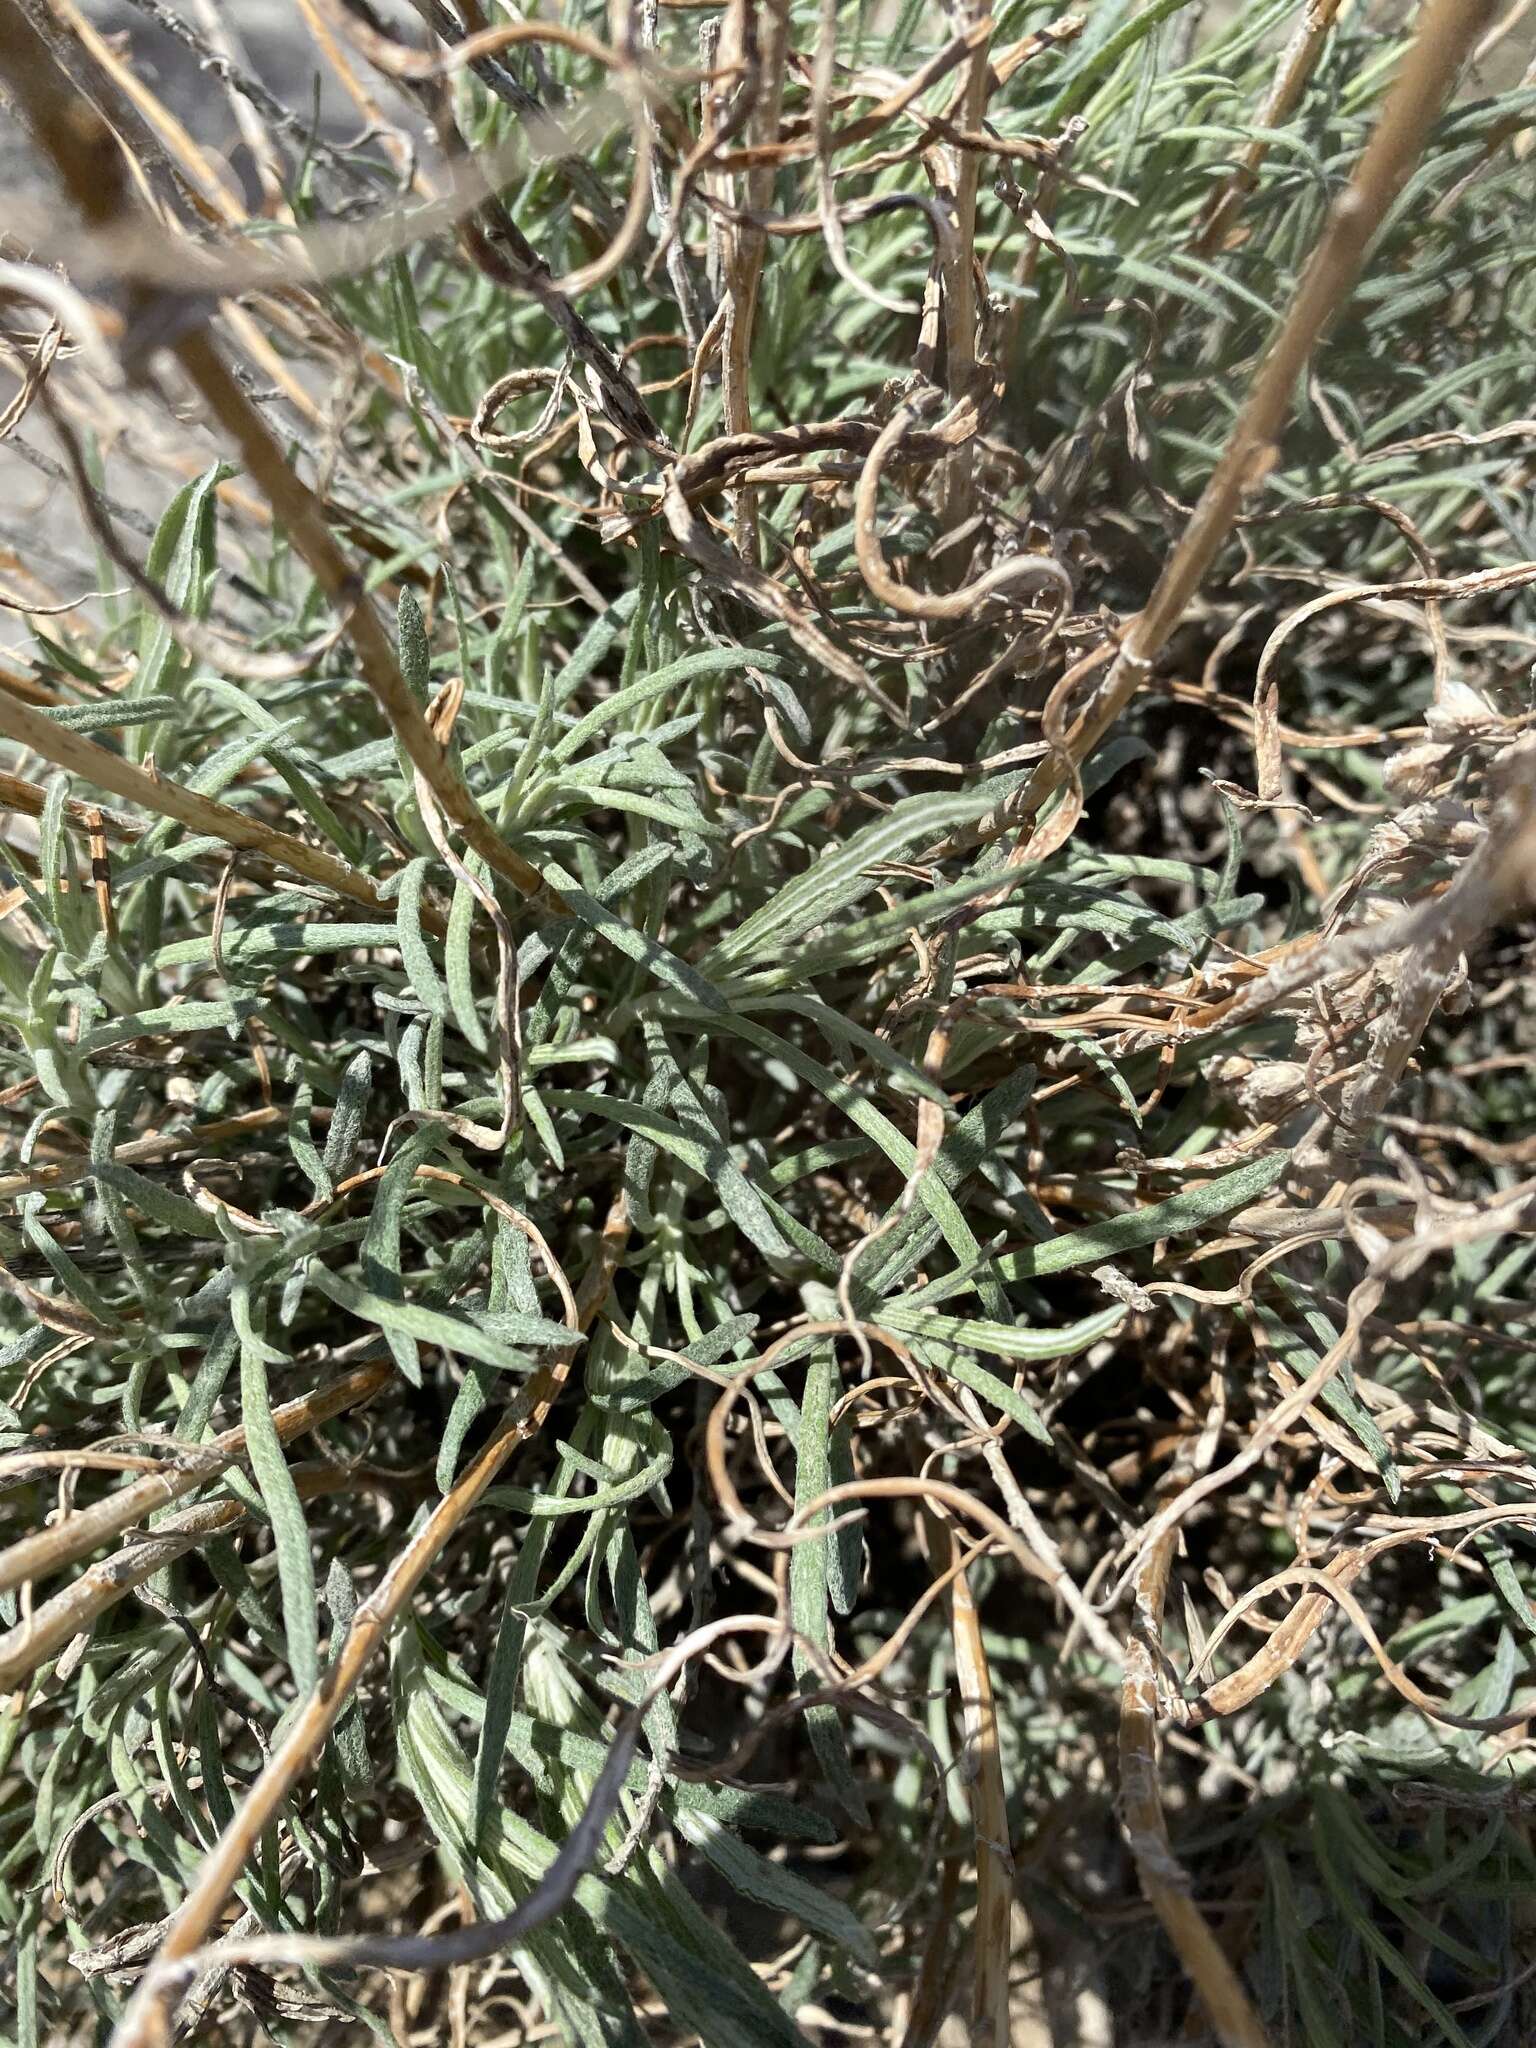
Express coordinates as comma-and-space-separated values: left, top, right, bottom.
946, 1536, 1011, 2048
1191, 0, 1344, 258
0, 0, 565, 922
938, 0, 993, 540
0, 686, 388, 912
1011, 0, 1497, 838
111, 1198, 628, 2048
0, 1361, 392, 1598
175, 330, 564, 916
0, 1462, 367, 1692
1121, 1522, 1271, 2048
720, 0, 789, 565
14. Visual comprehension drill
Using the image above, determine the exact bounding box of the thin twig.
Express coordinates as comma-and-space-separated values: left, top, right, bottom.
0, 1361, 392, 1598
997, 0, 1499, 854
0, 686, 392, 914
0, 4, 568, 917
1191, 0, 1344, 257
109, 1196, 628, 2048
0, 1461, 370, 1692
1120, 1494, 1271, 2048
935, 0, 993, 541
945, 1531, 1011, 2048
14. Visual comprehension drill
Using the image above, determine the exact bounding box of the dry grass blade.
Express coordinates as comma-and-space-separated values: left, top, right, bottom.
178, 332, 568, 915
934, 0, 992, 541
0, 1460, 371, 1692
1191, 0, 1344, 257
0, 676, 392, 913
943, 1530, 1010, 2048
0, 2, 566, 916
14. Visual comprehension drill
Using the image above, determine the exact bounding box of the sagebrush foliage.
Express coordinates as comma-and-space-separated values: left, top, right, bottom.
2, 1, 1536, 2043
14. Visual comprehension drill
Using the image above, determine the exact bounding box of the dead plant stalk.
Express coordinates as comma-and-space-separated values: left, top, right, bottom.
109, 1197, 628, 2048
1006, 0, 1499, 849
0, 0, 566, 920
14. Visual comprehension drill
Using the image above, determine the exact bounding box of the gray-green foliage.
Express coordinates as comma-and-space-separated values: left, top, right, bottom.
2, 1, 1536, 2043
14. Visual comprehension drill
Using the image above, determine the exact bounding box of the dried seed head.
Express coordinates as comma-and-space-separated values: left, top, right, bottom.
1383, 740, 1455, 797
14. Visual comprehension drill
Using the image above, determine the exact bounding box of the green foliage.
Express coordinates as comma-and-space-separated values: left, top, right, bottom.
2, 1, 1536, 2043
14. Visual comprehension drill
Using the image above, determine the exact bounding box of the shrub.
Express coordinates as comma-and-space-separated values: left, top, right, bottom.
1, 0, 1535, 2042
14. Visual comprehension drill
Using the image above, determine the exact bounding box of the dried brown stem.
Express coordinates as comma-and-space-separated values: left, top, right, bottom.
1120, 1513, 1271, 2048
0, 1360, 392, 1599
660, 466, 905, 722
0, 1107, 288, 1200
936, 0, 993, 540
854, 393, 1071, 623
1195, 737, 1536, 1048
110, 1196, 628, 2048
707, 1325, 1062, 1594
0, 2, 567, 918
0, 767, 143, 843
1002, 0, 1498, 850
945, 1533, 1011, 2048
316, 0, 656, 299
1174, 1547, 1367, 1727
1185, 1533, 1536, 1737
0, 1461, 365, 1692
1192, 0, 1344, 257
177, 331, 565, 913
720, 0, 789, 564
0, 687, 391, 912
